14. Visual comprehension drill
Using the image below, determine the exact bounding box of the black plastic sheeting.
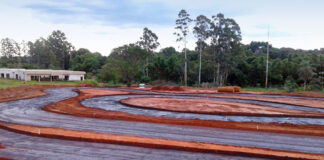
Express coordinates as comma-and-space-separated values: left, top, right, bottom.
0, 88, 324, 155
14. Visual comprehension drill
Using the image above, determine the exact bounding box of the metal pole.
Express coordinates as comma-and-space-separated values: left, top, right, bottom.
265, 26, 270, 88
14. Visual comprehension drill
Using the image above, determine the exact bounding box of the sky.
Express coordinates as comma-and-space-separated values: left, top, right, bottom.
0, 0, 323, 55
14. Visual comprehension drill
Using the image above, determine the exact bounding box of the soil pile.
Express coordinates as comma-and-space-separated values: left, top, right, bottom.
217, 86, 241, 93
151, 86, 185, 91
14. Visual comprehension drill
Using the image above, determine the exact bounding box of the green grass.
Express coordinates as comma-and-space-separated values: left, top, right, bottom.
242, 87, 324, 93
241, 87, 285, 92
0, 79, 98, 90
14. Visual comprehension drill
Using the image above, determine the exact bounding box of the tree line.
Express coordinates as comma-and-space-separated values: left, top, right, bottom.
0, 9, 323, 91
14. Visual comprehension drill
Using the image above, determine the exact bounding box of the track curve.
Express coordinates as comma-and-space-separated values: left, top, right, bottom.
1, 87, 324, 159
82, 94, 324, 125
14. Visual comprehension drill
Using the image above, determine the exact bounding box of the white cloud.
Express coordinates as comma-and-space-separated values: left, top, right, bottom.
0, 0, 323, 56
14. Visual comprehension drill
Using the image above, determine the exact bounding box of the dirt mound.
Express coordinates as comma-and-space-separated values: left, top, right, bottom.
151, 86, 170, 91
161, 86, 170, 90
151, 86, 162, 90
233, 86, 241, 92
217, 86, 241, 93
170, 86, 185, 91
151, 86, 185, 91
217, 87, 235, 93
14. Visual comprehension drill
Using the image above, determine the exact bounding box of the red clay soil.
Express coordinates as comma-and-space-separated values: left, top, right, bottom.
217, 86, 241, 93
0, 84, 94, 103
151, 86, 185, 91
120, 97, 324, 117
43, 89, 324, 137
0, 122, 323, 160
205, 94, 324, 109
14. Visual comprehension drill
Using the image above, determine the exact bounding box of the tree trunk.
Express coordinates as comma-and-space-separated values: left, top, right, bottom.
145, 57, 149, 77
198, 44, 202, 86
62, 53, 65, 69
216, 63, 220, 86
304, 81, 306, 91
213, 50, 217, 85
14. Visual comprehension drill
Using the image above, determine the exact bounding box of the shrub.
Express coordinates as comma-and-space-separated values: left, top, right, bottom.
140, 76, 151, 83
284, 78, 298, 92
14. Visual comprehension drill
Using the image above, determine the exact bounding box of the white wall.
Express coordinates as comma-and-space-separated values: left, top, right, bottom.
0, 69, 85, 81
68, 74, 84, 81
0, 69, 25, 80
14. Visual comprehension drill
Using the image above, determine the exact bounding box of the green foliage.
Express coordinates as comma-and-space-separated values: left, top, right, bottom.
309, 78, 321, 91
100, 44, 148, 86
137, 27, 160, 52
81, 79, 99, 86
160, 47, 177, 57
140, 76, 151, 83
284, 77, 298, 92
70, 52, 105, 78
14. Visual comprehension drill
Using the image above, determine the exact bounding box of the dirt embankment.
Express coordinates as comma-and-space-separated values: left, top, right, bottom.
44, 89, 324, 137
0, 122, 322, 160
0, 84, 94, 103
120, 97, 324, 117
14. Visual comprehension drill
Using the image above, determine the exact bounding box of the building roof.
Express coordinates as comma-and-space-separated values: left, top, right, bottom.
0, 68, 86, 75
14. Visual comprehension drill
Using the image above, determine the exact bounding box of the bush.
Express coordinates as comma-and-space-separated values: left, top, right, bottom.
140, 76, 151, 83
309, 78, 321, 91
284, 78, 298, 92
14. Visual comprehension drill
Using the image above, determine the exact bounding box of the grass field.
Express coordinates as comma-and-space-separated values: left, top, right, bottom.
242, 87, 324, 93
241, 87, 285, 92
0, 79, 98, 90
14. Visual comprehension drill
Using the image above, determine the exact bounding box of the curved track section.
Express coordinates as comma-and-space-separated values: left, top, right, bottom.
82, 94, 324, 125
0, 87, 324, 159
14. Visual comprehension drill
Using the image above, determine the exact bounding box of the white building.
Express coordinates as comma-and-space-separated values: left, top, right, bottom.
0, 68, 86, 81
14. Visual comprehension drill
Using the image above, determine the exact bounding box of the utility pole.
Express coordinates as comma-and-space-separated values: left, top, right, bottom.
184, 36, 187, 86
265, 26, 270, 88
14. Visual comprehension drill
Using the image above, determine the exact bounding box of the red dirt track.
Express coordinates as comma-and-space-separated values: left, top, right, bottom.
121, 97, 324, 117
2, 86, 324, 159
43, 88, 324, 137
0, 122, 323, 160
